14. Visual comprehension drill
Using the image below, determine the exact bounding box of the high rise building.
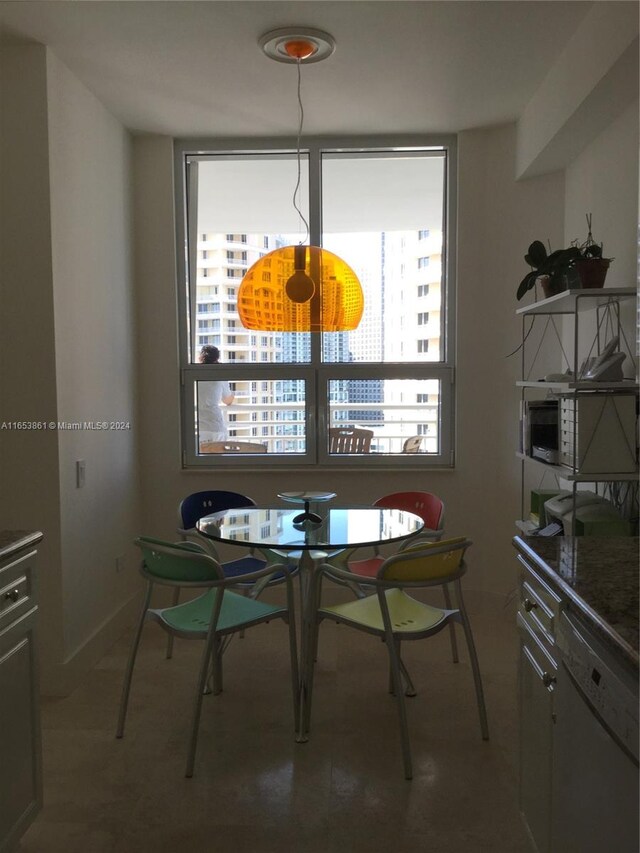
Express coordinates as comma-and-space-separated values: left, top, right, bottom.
195, 228, 442, 453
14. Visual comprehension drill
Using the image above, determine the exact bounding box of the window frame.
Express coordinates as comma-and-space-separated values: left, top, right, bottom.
174, 134, 457, 470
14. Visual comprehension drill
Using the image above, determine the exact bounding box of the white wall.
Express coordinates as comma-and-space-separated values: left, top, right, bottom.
0, 44, 65, 673
563, 101, 638, 378
46, 53, 141, 673
0, 45, 141, 694
134, 125, 565, 595
516, 3, 638, 179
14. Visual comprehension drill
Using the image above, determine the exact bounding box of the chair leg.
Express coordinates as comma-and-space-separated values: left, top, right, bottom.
386, 632, 413, 780
165, 587, 180, 659
185, 629, 218, 778
442, 583, 459, 664
286, 604, 300, 737
211, 637, 224, 695
116, 583, 153, 738
389, 640, 417, 697
455, 581, 489, 741
239, 588, 248, 639
348, 579, 367, 599
398, 646, 417, 698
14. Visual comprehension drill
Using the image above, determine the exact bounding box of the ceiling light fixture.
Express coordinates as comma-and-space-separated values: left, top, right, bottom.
237, 28, 364, 334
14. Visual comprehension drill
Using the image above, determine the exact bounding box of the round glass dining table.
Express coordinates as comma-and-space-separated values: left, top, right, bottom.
196, 505, 424, 553
197, 505, 424, 741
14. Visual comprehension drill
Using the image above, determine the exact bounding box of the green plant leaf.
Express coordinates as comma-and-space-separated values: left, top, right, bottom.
517, 270, 538, 300
526, 240, 547, 268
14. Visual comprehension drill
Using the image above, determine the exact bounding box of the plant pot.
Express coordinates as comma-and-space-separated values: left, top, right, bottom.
538, 275, 565, 299
574, 258, 611, 289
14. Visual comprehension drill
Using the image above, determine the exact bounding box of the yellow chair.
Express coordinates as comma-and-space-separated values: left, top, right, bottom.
324, 491, 460, 673
311, 537, 489, 779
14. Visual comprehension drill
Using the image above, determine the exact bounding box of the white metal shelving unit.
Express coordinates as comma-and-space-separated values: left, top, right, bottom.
516, 288, 638, 534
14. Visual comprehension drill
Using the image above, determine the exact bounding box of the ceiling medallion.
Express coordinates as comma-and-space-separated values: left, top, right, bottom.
259, 27, 336, 64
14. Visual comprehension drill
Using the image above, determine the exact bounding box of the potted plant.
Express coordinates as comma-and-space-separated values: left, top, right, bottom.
517, 215, 612, 301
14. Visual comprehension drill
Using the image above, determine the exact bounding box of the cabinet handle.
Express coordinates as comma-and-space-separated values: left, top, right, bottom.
542, 672, 556, 688
4, 588, 21, 602
523, 597, 537, 612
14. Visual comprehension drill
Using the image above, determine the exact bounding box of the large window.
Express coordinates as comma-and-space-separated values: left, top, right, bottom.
175, 137, 456, 468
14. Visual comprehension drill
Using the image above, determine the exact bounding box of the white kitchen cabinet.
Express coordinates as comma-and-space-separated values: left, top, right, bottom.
517, 553, 561, 853
0, 532, 43, 853
515, 537, 639, 853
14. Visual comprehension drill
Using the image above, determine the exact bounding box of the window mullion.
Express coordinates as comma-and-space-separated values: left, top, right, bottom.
308, 143, 323, 366
186, 158, 199, 362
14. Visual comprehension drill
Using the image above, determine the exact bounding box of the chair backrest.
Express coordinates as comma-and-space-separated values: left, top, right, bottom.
402, 436, 423, 453
200, 441, 267, 454
373, 491, 444, 532
329, 427, 373, 454
135, 537, 223, 584
179, 490, 256, 532
379, 537, 470, 584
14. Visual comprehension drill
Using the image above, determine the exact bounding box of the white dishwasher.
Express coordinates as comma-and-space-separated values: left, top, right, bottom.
552, 610, 639, 853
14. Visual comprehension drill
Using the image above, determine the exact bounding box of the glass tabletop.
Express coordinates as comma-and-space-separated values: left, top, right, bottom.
197, 506, 424, 551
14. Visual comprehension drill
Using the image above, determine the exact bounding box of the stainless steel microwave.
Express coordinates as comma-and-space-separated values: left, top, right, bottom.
521, 399, 559, 463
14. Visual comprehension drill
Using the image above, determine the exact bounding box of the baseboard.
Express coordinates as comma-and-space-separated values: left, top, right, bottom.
39, 591, 140, 697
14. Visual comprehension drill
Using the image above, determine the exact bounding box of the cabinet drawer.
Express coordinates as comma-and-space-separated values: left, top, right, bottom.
0, 549, 36, 631
518, 611, 558, 686
517, 555, 562, 649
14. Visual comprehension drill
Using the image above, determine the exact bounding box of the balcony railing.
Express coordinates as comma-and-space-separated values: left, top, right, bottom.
201, 400, 439, 455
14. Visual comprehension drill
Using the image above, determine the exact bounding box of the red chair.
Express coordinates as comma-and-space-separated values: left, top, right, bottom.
348, 491, 445, 579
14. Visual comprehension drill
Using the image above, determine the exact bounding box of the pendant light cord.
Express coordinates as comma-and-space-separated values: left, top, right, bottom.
292, 58, 310, 244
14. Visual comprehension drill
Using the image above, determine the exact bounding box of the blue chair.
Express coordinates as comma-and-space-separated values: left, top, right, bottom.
116, 537, 298, 777
178, 490, 270, 584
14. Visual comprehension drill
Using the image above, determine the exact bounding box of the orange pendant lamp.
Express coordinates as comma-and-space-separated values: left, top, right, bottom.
238, 29, 364, 334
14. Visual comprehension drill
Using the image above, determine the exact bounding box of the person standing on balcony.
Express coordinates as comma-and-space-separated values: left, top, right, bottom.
197, 345, 234, 447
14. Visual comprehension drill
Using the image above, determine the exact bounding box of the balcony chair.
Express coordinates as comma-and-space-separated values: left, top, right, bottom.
402, 435, 423, 453
310, 537, 489, 779
116, 537, 298, 777
328, 427, 373, 454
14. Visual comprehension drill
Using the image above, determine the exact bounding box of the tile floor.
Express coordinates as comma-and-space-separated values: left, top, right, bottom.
19, 587, 531, 852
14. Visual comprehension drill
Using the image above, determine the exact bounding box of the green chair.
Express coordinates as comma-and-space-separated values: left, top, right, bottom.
310, 537, 489, 780
164, 489, 295, 660
116, 537, 299, 777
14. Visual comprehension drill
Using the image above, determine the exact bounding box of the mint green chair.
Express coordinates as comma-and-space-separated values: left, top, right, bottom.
116, 537, 299, 777
311, 537, 489, 780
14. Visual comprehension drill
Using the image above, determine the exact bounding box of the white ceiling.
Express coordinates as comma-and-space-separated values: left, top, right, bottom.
0, 0, 596, 138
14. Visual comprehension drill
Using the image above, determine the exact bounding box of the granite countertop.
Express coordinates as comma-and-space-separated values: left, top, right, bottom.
0, 529, 43, 561
514, 536, 639, 669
